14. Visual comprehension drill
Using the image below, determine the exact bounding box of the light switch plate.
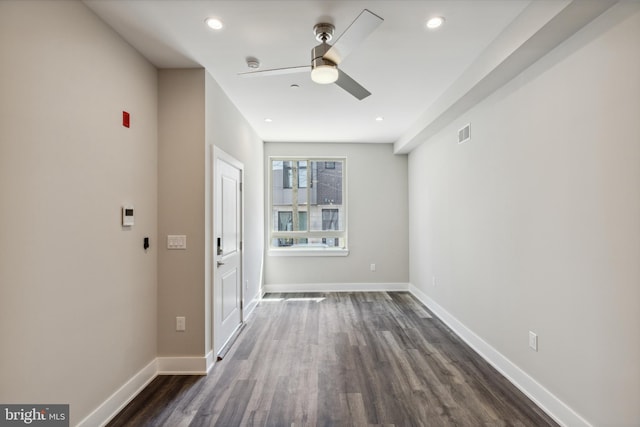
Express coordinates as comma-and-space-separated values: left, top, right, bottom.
529, 331, 538, 351
167, 235, 187, 250
176, 316, 186, 332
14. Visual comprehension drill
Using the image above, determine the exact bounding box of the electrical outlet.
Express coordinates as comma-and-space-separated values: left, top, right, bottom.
176, 316, 186, 332
370, 263, 376, 272
432, 276, 437, 286
529, 331, 538, 351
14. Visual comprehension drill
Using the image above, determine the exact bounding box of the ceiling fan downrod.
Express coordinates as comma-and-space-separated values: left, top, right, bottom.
313, 23, 334, 42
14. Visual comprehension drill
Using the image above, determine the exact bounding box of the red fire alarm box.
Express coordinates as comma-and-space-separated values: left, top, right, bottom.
123, 111, 130, 128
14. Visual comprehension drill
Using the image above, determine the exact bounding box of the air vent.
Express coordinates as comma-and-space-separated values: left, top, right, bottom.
458, 123, 471, 144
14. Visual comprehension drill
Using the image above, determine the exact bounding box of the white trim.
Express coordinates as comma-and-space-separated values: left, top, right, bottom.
408, 284, 592, 427
214, 146, 244, 170
77, 354, 214, 426
77, 359, 157, 427
268, 248, 349, 257
156, 356, 209, 375
244, 290, 261, 320
205, 350, 216, 374
263, 282, 409, 294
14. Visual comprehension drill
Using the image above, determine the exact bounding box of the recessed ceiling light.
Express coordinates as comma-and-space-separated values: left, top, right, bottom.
205, 17, 223, 30
426, 16, 445, 29
264, 118, 273, 123
290, 84, 300, 89
375, 116, 384, 122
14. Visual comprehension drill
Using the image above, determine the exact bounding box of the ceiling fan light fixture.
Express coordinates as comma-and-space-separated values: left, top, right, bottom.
311, 64, 338, 84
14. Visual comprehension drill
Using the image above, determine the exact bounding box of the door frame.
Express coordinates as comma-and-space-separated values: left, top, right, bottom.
212, 146, 245, 356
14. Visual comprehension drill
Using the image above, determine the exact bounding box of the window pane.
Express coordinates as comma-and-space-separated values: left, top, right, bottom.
322, 208, 339, 230
298, 161, 307, 188
298, 211, 307, 231
321, 237, 341, 247
272, 237, 345, 248
282, 161, 307, 189
314, 160, 342, 204
283, 161, 292, 188
278, 211, 292, 231
272, 161, 285, 206
272, 160, 308, 232
276, 211, 292, 246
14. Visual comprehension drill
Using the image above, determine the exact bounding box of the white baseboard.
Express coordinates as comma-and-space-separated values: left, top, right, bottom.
408, 284, 592, 427
79, 354, 212, 426
244, 291, 261, 320
263, 282, 410, 293
205, 350, 215, 374
157, 356, 210, 375
77, 359, 157, 427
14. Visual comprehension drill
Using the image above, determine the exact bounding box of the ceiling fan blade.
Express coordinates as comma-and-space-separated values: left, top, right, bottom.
335, 69, 371, 100
324, 9, 383, 65
238, 65, 310, 77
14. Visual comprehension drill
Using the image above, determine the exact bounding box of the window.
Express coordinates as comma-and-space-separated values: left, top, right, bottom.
270, 158, 347, 255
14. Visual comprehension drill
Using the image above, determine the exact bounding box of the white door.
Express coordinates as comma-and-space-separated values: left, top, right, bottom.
213, 148, 243, 356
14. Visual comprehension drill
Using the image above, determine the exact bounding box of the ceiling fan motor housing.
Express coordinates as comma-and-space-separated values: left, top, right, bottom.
310, 42, 338, 84
311, 42, 336, 68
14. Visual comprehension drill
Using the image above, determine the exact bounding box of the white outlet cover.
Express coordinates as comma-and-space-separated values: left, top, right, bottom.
529, 331, 538, 351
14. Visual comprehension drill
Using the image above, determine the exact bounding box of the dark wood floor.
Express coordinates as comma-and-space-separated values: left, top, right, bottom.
108, 292, 559, 426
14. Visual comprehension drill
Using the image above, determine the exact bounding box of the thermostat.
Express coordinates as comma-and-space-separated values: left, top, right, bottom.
122, 206, 134, 227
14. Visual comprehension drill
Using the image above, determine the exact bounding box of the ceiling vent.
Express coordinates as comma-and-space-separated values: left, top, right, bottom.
458, 123, 471, 144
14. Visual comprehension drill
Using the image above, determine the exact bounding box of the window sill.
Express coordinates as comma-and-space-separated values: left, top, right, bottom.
268, 248, 349, 257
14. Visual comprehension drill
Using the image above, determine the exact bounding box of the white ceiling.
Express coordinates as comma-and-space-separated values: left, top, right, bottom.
83, 0, 614, 146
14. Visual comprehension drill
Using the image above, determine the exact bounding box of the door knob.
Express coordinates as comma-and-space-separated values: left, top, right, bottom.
217, 261, 225, 268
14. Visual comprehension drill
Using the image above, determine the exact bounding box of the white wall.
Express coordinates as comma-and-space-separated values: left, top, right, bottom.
0, 1, 158, 425
205, 72, 264, 343
408, 5, 640, 426
264, 142, 408, 287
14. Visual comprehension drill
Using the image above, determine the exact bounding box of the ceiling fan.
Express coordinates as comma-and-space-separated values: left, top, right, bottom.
238, 9, 383, 100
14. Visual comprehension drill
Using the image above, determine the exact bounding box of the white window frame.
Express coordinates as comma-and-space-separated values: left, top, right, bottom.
268, 156, 348, 257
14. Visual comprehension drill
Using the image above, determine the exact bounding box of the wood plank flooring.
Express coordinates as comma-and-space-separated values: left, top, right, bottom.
107, 292, 559, 426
